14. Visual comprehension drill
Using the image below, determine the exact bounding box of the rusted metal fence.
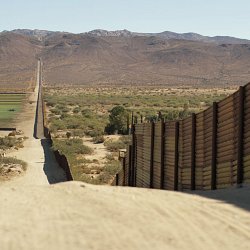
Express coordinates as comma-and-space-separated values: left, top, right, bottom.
112, 83, 250, 190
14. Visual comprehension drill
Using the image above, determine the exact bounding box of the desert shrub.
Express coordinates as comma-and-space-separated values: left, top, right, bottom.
62, 116, 85, 129
96, 160, 121, 183
44, 95, 57, 107
46, 101, 56, 107
81, 109, 93, 118
105, 106, 129, 134
120, 135, 132, 145
73, 106, 81, 113
105, 153, 115, 161
85, 127, 104, 137
93, 135, 105, 144
52, 138, 93, 156
0, 157, 27, 171
104, 124, 116, 134
66, 132, 71, 138
0, 137, 22, 150
8, 131, 16, 136
61, 106, 70, 113
49, 119, 66, 132
72, 129, 85, 138
60, 113, 71, 119
178, 109, 193, 119
50, 108, 62, 115
104, 139, 126, 152
103, 160, 121, 175
163, 110, 181, 121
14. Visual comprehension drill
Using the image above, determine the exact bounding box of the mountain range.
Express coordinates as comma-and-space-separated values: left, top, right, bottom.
1, 29, 250, 90
6, 29, 250, 44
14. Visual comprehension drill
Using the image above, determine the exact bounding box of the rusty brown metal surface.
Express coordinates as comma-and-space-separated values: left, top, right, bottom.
116, 83, 250, 191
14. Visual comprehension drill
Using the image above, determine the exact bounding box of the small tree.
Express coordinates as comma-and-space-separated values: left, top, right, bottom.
105, 106, 128, 134
66, 131, 71, 139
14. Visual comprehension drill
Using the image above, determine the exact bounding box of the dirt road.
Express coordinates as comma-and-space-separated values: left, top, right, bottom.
0, 62, 249, 250
6, 60, 66, 185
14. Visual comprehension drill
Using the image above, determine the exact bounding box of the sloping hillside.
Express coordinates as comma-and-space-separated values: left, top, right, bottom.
41, 34, 250, 86
1, 30, 250, 89
0, 32, 41, 91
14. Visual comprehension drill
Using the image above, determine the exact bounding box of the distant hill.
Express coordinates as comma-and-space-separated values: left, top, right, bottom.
7, 28, 250, 45
86, 29, 250, 45
0, 29, 250, 89
0, 32, 40, 91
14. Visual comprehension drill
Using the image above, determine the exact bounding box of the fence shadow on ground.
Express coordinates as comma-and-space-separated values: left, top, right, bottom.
187, 185, 250, 212
41, 139, 68, 184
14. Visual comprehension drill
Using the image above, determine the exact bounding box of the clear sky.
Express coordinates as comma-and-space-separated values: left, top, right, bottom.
1, 0, 250, 39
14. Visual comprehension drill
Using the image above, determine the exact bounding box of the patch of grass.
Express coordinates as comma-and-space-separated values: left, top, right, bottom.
0, 94, 26, 126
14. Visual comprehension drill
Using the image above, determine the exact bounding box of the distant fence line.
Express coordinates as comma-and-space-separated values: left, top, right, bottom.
112, 82, 250, 190
42, 91, 73, 181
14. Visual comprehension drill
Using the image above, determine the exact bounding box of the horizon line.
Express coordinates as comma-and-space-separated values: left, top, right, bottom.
0, 28, 249, 40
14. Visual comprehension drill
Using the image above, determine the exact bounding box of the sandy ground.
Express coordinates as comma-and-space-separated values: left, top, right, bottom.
82, 137, 108, 163
82, 135, 120, 163
0, 181, 249, 250
0, 62, 249, 249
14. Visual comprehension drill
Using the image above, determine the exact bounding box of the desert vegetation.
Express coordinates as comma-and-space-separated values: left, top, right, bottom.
0, 156, 27, 181
44, 85, 235, 184
0, 134, 25, 151
0, 131, 27, 179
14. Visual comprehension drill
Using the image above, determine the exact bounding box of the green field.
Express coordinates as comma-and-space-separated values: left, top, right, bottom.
0, 94, 26, 127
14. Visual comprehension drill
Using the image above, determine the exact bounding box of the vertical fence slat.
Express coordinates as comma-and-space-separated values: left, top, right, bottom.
174, 121, 179, 191
128, 145, 133, 186
131, 125, 136, 187
150, 122, 155, 188
116, 174, 119, 186
237, 86, 245, 185
211, 102, 218, 190
160, 120, 165, 189
191, 113, 196, 190
123, 157, 126, 186
127, 115, 130, 134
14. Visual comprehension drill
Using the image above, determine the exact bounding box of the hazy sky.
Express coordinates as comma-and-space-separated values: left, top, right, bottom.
1, 0, 250, 39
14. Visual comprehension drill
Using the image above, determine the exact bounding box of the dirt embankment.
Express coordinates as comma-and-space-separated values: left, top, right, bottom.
0, 181, 249, 250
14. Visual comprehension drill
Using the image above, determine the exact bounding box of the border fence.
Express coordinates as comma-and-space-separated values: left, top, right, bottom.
112, 83, 250, 190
